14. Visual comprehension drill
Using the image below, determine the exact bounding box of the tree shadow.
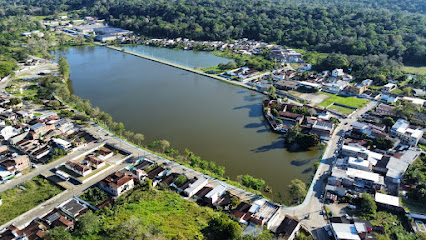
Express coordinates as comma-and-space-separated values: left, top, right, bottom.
302, 167, 313, 174
233, 104, 262, 118
244, 122, 264, 129
251, 139, 284, 153
290, 158, 314, 167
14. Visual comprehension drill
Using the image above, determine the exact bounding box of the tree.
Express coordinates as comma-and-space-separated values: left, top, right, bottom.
158, 139, 170, 153
9, 97, 22, 105
371, 138, 394, 150
296, 133, 321, 149
382, 117, 395, 127
114, 216, 145, 240
359, 193, 377, 219
45, 226, 72, 240
134, 133, 144, 146
74, 211, 100, 236
288, 179, 307, 204
284, 125, 300, 145
207, 215, 242, 240
58, 55, 70, 81
402, 87, 412, 96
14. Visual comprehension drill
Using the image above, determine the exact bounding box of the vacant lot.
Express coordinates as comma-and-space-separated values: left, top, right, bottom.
0, 176, 63, 225
318, 92, 368, 108
328, 104, 355, 116
402, 65, 426, 76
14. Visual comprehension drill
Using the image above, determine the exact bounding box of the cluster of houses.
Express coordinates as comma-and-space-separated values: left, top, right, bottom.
146, 38, 303, 62
0, 106, 96, 184
324, 102, 424, 238
63, 146, 113, 177
0, 155, 305, 239
263, 99, 335, 140
220, 66, 259, 81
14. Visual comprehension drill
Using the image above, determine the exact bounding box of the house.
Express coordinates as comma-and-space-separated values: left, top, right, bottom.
273, 80, 300, 91
275, 215, 301, 240
375, 103, 396, 116
347, 157, 371, 171
250, 201, 280, 227
0, 126, 20, 140
332, 69, 344, 77
183, 176, 209, 198
0, 155, 30, 172
147, 166, 168, 180
381, 94, 399, 104
278, 111, 304, 124
331, 223, 362, 240
348, 84, 367, 95
37, 112, 59, 121
84, 155, 105, 169
299, 63, 312, 71
15, 110, 32, 119
41, 209, 74, 230
95, 35, 117, 42
323, 80, 348, 93
98, 172, 134, 197
391, 119, 423, 146
311, 120, 335, 140
401, 97, 426, 107
65, 161, 92, 176
52, 138, 71, 149
297, 81, 321, 91
362, 79, 373, 86
382, 83, 397, 93
94, 148, 113, 160
59, 198, 89, 220
55, 118, 74, 134
374, 193, 403, 211
205, 184, 227, 205
233, 202, 252, 224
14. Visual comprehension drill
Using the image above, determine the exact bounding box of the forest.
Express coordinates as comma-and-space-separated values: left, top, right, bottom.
1, 0, 425, 65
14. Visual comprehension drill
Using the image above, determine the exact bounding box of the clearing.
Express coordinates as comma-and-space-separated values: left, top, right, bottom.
318, 92, 368, 108
0, 176, 63, 225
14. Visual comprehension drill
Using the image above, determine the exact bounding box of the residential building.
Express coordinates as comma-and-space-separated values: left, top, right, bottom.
278, 111, 304, 124
183, 176, 209, 198
382, 83, 397, 93
391, 119, 423, 146
374, 193, 402, 211
0, 126, 20, 140
65, 161, 92, 176
311, 120, 335, 139
41, 209, 74, 230
59, 198, 88, 220
381, 94, 399, 104
275, 215, 301, 240
332, 69, 344, 77
375, 103, 396, 116
84, 155, 105, 169
347, 157, 371, 171
273, 80, 299, 91
0, 155, 30, 172
401, 97, 426, 107
99, 172, 135, 197
205, 184, 227, 205
94, 148, 113, 160
331, 223, 361, 240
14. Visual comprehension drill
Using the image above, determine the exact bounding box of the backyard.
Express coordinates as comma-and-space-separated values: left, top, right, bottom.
0, 176, 63, 225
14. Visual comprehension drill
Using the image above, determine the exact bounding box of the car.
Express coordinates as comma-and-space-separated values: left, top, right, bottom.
324, 225, 331, 231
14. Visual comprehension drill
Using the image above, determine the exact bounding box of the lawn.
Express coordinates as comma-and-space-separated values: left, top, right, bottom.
402, 65, 426, 76
328, 104, 355, 116
201, 65, 223, 74
0, 176, 63, 225
402, 197, 426, 214
318, 92, 369, 108
96, 187, 227, 239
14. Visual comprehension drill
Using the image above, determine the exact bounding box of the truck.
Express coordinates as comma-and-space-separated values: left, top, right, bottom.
56, 170, 70, 181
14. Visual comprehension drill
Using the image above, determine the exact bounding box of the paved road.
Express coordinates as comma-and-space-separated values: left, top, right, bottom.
278, 100, 378, 239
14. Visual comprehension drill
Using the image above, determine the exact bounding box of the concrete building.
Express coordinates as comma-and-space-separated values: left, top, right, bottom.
183, 176, 209, 198
382, 83, 397, 93
332, 69, 344, 77
391, 119, 423, 146
205, 184, 227, 205
99, 172, 135, 197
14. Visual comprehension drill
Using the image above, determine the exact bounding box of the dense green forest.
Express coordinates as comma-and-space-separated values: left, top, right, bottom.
1, 0, 426, 65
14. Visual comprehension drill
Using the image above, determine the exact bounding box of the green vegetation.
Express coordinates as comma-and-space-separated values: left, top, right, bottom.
319, 92, 368, 108
58, 55, 70, 81
68, 184, 241, 239
240, 174, 266, 191
0, 176, 63, 225
370, 211, 423, 240
79, 187, 109, 207
288, 179, 307, 204
327, 104, 355, 116
402, 65, 426, 76
10, 0, 425, 66
359, 193, 377, 219
403, 154, 426, 203
284, 125, 321, 150
367, 138, 394, 151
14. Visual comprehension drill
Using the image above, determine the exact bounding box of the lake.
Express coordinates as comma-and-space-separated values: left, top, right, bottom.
122, 44, 230, 68
57, 46, 321, 202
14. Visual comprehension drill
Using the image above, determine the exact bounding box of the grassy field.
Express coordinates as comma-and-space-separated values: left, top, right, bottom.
328, 104, 355, 116
402, 65, 426, 76
96, 187, 228, 239
0, 176, 63, 225
318, 92, 369, 108
402, 198, 426, 214
201, 65, 223, 74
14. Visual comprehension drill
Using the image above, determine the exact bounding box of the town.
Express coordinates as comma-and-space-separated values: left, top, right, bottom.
0, 10, 425, 240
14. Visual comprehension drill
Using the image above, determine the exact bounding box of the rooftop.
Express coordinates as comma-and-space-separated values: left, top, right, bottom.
375, 193, 400, 207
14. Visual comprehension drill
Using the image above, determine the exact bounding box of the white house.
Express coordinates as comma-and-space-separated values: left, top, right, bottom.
332, 69, 344, 77
183, 176, 209, 197
0, 126, 20, 140
382, 83, 397, 93
99, 172, 135, 197
391, 119, 424, 146
205, 184, 227, 205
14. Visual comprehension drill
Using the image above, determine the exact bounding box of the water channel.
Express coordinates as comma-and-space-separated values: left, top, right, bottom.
57, 46, 321, 202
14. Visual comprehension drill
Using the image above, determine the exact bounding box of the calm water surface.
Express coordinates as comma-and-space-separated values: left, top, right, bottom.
122, 45, 230, 68
58, 46, 321, 202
